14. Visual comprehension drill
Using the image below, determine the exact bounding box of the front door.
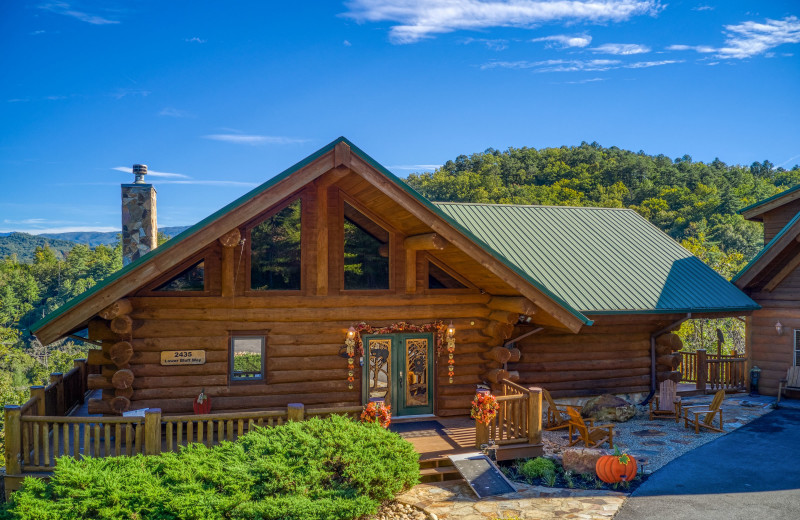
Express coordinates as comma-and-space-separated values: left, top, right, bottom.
362, 333, 434, 416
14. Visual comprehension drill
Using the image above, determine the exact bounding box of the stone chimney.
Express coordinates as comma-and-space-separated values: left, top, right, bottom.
121, 164, 157, 266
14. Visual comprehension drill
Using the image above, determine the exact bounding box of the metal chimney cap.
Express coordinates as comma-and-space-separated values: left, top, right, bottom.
132, 164, 148, 184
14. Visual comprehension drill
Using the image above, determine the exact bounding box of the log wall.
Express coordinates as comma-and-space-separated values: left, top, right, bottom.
745, 303, 797, 396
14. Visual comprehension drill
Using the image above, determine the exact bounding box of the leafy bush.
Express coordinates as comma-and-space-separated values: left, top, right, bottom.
518, 457, 556, 480
1, 415, 419, 520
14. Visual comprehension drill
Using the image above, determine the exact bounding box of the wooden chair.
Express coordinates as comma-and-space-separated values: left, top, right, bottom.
649, 380, 682, 422
777, 366, 800, 405
683, 389, 725, 434
565, 407, 614, 449
542, 388, 581, 431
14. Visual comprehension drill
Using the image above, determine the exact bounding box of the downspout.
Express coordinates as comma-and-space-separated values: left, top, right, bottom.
642, 313, 691, 405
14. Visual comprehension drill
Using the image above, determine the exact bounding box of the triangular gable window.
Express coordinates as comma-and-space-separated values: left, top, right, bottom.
155, 260, 205, 291
344, 202, 389, 290
250, 198, 302, 291
428, 261, 466, 289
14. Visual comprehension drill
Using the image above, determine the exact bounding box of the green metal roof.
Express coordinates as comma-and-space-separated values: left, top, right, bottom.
435, 203, 759, 314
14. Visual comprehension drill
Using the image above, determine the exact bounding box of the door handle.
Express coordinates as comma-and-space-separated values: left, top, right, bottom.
399, 371, 404, 385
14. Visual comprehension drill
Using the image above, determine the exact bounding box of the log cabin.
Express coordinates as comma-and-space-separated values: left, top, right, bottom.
734, 185, 800, 395
29, 137, 759, 418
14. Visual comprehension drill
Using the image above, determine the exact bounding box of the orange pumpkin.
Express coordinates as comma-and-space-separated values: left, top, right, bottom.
596, 449, 637, 483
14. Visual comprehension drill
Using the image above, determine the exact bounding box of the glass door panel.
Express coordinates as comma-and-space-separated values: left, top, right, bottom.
366, 338, 391, 402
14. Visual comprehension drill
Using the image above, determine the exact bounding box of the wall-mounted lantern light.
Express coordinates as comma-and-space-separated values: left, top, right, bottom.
446, 321, 455, 338
776, 321, 783, 336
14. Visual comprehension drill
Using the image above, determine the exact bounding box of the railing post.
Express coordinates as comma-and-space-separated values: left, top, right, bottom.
5, 405, 22, 476
144, 408, 162, 456
475, 420, 489, 448
50, 373, 65, 416
287, 403, 305, 422
528, 387, 542, 445
30, 385, 45, 416
696, 349, 707, 394
74, 359, 88, 403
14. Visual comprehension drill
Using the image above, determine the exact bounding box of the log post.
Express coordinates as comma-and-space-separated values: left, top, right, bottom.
287, 403, 305, 422
30, 385, 45, 416
74, 358, 88, 403
50, 372, 65, 416
528, 387, 542, 445
475, 421, 489, 449
219, 228, 241, 298
5, 405, 22, 476
144, 408, 162, 456
98, 299, 133, 320
403, 233, 447, 251
696, 349, 707, 393
483, 347, 512, 364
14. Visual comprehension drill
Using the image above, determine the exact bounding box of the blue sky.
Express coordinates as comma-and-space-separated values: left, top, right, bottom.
1, 1, 799, 234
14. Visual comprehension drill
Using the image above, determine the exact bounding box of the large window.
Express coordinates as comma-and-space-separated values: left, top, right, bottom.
343, 202, 389, 290
155, 260, 205, 292
250, 199, 301, 290
230, 335, 265, 382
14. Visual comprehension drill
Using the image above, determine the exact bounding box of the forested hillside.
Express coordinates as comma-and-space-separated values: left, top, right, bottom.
0, 233, 76, 262
407, 142, 799, 261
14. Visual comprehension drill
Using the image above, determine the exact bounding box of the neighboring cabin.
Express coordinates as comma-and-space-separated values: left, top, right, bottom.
735, 186, 800, 395
30, 137, 758, 417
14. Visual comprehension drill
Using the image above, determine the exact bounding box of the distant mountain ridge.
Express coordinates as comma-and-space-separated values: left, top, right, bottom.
0, 226, 191, 262
39, 226, 191, 247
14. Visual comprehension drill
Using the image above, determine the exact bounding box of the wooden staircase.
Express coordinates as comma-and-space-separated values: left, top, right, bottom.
419, 456, 462, 483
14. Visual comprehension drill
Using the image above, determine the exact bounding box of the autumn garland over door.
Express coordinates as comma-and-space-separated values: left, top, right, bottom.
362, 333, 434, 416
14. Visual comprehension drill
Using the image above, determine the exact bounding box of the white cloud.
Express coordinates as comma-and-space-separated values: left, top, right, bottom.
112, 167, 190, 179
343, 0, 662, 44
30, 30, 46, 35
110, 88, 151, 100
185, 37, 206, 43
156, 180, 259, 187
158, 107, 191, 118
464, 37, 510, 50
692, 5, 713, 11
38, 2, 119, 25
590, 42, 650, 54
483, 57, 680, 72
563, 77, 605, 83
202, 134, 308, 145
531, 34, 592, 48
343, 39, 353, 46
669, 16, 800, 59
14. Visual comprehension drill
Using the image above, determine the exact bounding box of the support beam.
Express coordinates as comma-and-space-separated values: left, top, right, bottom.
98, 299, 133, 321
218, 228, 240, 298
405, 250, 416, 294
487, 296, 537, 316
764, 252, 800, 292
404, 233, 447, 251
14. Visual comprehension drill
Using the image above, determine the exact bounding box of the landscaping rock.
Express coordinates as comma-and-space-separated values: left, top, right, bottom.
371, 500, 432, 520
581, 394, 636, 422
561, 448, 610, 475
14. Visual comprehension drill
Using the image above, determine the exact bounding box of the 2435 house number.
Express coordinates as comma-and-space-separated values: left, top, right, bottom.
160, 350, 206, 366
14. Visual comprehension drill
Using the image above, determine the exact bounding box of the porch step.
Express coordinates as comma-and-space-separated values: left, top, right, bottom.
418, 457, 462, 483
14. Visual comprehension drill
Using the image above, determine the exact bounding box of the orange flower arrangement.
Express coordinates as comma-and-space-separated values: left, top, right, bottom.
360, 401, 392, 428
470, 391, 499, 425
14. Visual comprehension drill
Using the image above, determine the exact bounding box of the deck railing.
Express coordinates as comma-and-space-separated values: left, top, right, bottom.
4, 401, 364, 488
679, 349, 746, 392
475, 380, 542, 448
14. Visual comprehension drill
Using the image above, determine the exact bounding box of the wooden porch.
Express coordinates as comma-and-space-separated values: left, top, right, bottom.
4, 362, 543, 495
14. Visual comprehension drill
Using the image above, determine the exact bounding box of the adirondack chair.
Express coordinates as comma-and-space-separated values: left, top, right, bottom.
649, 380, 682, 422
565, 407, 614, 449
542, 388, 581, 431
777, 366, 800, 405
683, 389, 725, 434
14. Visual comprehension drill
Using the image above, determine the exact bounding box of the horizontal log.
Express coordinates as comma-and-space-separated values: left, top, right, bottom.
130, 336, 228, 352
131, 393, 360, 414
87, 374, 113, 390
115, 387, 134, 399
437, 384, 484, 397
437, 395, 472, 409
110, 396, 131, 414
484, 321, 514, 340
404, 233, 447, 251
88, 319, 117, 341
130, 304, 492, 322
507, 370, 520, 382
749, 351, 793, 363
218, 228, 241, 248
548, 385, 649, 399
488, 310, 518, 324
515, 350, 650, 363
517, 337, 649, 349
517, 367, 650, 384
483, 347, 511, 364
488, 297, 537, 316
655, 344, 674, 356
485, 368, 509, 384
520, 374, 650, 391
98, 299, 133, 320
657, 371, 681, 383
268, 356, 346, 371
129, 293, 491, 310
131, 362, 229, 378
656, 354, 682, 369
132, 380, 352, 401
507, 347, 521, 363
112, 369, 135, 389
655, 333, 683, 351
110, 315, 134, 335
133, 374, 228, 389
110, 341, 134, 367
512, 358, 650, 372
87, 398, 112, 414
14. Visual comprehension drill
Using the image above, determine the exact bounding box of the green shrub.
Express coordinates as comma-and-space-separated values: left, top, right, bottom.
1, 415, 419, 520
518, 457, 556, 480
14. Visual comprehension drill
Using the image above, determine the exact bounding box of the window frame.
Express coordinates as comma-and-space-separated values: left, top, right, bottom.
338, 192, 395, 294
794, 329, 800, 367
229, 332, 267, 384
422, 254, 477, 294
244, 192, 307, 295
136, 248, 219, 296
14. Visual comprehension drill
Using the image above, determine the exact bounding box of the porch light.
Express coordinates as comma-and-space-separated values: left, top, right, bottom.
447, 321, 455, 337
775, 321, 783, 336
347, 326, 356, 339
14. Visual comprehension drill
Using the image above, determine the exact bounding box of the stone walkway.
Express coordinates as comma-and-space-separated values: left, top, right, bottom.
397, 480, 626, 520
